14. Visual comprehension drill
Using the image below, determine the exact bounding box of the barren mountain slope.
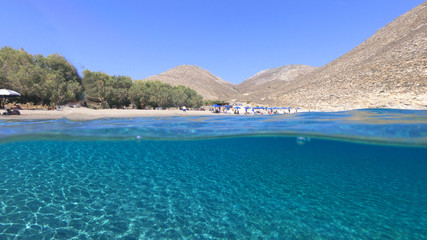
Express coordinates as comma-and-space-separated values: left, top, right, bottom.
139, 65, 237, 100
236, 65, 318, 101
262, 2, 426, 110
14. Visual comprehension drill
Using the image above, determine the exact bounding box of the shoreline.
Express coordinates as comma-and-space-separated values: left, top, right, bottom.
0, 107, 219, 121
0, 106, 424, 121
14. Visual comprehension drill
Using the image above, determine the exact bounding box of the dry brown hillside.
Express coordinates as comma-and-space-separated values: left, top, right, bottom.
235, 65, 318, 103
135, 3, 425, 110
139, 65, 237, 100
261, 2, 427, 110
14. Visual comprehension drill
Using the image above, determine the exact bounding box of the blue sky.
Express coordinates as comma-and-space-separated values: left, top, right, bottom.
0, 0, 424, 84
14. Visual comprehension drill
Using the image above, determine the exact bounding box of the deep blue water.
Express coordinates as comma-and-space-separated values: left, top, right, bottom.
0, 109, 426, 239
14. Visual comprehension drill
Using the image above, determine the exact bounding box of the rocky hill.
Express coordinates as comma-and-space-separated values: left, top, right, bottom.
261, 1, 427, 110
138, 65, 237, 100
136, 2, 425, 110
236, 65, 318, 103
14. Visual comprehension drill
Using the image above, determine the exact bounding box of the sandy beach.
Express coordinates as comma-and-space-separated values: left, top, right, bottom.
0, 106, 315, 120
0, 107, 223, 120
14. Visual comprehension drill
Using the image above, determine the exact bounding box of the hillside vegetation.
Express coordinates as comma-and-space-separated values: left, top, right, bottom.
0, 47, 82, 106
0, 47, 203, 109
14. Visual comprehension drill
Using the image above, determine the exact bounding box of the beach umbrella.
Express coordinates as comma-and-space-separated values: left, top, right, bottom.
0, 89, 21, 109
234, 106, 241, 109
224, 105, 230, 110
212, 104, 221, 107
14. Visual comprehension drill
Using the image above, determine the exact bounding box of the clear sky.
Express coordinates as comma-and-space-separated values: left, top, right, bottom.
0, 0, 424, 84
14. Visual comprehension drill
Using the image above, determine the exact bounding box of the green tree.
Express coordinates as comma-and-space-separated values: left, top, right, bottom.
0, 47, 41, 103
82, 70, 132, 108
105, 75, 132, 107
130, 80, 203, 109
82, 70, 109, 108
182, 86, 203, 108
170, 85, 188, 108
39, 54, 82, 106
129, 80, 150, 109
0, 47, 204, 109
0, 47, 82, 106
146, 81, 172, 108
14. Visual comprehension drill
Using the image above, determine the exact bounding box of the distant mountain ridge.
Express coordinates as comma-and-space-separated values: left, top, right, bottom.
236, 65, 318, 103
137, 2, 426, 110
238, 65, 318, 88
138, 65, 237, 100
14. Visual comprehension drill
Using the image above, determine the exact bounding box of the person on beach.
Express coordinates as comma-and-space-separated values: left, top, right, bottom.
2, 109, 20, 115
182, 106, 186, 112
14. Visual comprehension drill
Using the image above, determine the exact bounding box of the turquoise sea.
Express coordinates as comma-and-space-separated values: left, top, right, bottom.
0, 109, 426, 239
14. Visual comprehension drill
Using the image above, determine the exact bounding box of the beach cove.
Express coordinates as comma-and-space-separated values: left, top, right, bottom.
0, 109, 426, 239
0, 1, 426, 238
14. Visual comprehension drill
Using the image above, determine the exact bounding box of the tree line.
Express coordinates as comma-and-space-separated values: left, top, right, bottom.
0, 47, 203, 109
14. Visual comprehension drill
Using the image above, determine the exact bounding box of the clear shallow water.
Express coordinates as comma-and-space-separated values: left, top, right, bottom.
1, 109, 426, 145
0, 109, 426, 239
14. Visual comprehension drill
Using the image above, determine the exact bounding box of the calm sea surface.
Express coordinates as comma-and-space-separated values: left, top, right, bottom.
0, 109, 426, 239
